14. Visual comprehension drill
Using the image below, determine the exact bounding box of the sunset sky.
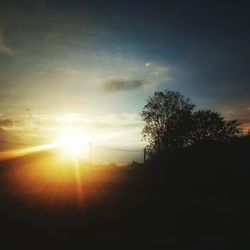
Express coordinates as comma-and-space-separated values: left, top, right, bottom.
0, 0, 250, 159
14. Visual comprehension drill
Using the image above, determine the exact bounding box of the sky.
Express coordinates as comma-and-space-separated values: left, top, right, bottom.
0, 0, 250, 160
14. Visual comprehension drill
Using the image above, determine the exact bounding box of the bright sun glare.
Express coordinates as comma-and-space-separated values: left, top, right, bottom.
54, 129, 90, 158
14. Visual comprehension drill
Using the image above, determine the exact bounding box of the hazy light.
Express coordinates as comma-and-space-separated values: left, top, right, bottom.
0, 143, 56, 161
54, 128, 91, 158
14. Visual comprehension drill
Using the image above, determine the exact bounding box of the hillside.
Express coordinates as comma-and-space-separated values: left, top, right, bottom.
0, 142, 250, 249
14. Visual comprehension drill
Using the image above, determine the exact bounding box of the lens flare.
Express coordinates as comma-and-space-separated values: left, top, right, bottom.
54, 129, 90, 158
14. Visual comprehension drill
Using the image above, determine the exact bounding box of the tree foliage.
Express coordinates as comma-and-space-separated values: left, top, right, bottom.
141, 90, 242, 156
192, 110, 242, 143
141, 91, 194, 155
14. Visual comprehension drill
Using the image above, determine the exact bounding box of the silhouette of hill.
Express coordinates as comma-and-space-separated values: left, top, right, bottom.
0, 138, 250, 249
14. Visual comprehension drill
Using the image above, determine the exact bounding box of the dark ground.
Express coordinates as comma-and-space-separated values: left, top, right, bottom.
0, 140, 250, 249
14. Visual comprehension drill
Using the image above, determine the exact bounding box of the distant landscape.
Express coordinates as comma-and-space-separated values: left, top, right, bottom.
1, 132, 250, 249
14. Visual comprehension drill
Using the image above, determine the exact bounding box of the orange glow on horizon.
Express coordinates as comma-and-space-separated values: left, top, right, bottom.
5, 151, 120, 206
0, 126, 124, 206
0, 143, 56, 161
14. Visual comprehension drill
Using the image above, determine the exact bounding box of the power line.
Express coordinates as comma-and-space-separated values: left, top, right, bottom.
0, 140, 146, 163
92, 145, 143, 152
0, 140, 144, 152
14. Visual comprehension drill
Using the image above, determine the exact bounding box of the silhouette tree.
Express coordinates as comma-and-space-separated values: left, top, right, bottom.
141, 90, 242, 157
191, 110, 242, 143
141, 91, 194, 155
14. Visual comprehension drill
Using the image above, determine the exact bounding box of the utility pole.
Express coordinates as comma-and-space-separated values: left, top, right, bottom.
143, 147, 146, 164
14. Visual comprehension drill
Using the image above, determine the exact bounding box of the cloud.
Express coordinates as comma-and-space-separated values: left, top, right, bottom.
0, 113, 142, 132
148, 66, 169, 77
102, 78, 150, 92
90, 113, 142, 128
0, 113, 145, 150
238, 119, 250, 133
0, 117, 25, 130
144, 62, 170, 76
0, 119, 13, 127
238, 118, 250, 124
224, 109, 236, 115
221, 107, 250, 134
0, 28, 14, 56
32, 113, 142, 130
56, 67, 79, 77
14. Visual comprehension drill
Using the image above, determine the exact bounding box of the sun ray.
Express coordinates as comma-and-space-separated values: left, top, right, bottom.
0, 143, 56, 161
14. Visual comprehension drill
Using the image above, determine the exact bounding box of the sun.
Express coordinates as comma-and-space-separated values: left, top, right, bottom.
54, 129, 90, 158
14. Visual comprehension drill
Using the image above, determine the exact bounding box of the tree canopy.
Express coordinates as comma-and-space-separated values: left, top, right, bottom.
191, 110, 241, 143
141, 90, 242, 156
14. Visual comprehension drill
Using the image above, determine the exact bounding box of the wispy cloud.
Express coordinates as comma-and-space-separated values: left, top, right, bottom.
0, 113, 143, 145
101, 79, 150, 92
224, 109, 236, 115
0, 118, 24, 130
0, 27, 14, 56
99, 61, 172, 93
0, 113, 145, 150
223, 106, 250, 134
55, 67, 80, 77
145, 63, 169, 77
238, 119, 250, 133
